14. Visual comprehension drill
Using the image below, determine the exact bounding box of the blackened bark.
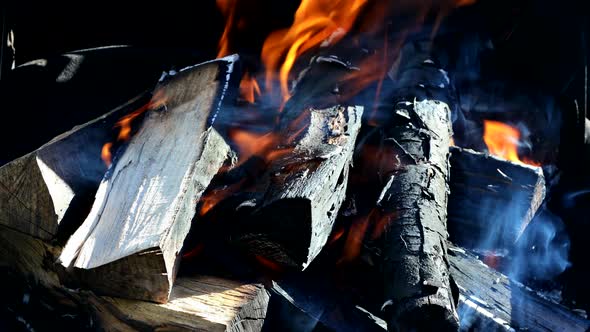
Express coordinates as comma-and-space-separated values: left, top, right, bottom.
378, 41, 459, 331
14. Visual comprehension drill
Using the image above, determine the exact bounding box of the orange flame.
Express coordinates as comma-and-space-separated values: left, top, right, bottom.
239, 71, 261, 103
261, 0, 369, 102
182, 243, 205, 259
228, 128, 295, 166
483, 120, 540, 166
199, 180, 246, 216
100, 90, 168, 167
254, 255, 283, 272
216, 0, 237, 58
101, 142, 113, 167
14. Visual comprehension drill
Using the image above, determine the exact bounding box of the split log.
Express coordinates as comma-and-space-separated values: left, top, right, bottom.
448, 245, 590, 331
377, 42, 459, 331
195, 56, 364, 270
59, 56, 237, 303
85, 276, 270, 332
0, 93, 150, 240
264, 279, 387, 332
231, 105, 363, 269
0, 224, 270, 332
448, 146, 546, 250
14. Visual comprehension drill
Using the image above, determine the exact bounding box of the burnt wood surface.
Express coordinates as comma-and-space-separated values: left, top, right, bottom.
200, 103, 363, 271
449, 245, 590, 331
377, 42, 459, 331
59, 56, 237, 303
236, 105, 363, 269
448, 146, 546, 250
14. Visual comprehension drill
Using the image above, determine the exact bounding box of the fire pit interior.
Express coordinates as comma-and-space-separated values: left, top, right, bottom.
0, 1, 588, 331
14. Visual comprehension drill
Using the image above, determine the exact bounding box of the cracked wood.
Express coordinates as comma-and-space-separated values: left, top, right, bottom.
59, 56, 237, 303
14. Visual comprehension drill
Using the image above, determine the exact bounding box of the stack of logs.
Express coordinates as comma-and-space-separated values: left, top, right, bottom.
0, 46, 588, 332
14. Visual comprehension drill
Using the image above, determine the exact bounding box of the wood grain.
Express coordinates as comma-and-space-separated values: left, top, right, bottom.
0, 94, 148, 240
59, 56, 237, 302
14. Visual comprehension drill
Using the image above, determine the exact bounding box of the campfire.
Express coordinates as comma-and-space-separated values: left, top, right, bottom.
0, 1, 587, 331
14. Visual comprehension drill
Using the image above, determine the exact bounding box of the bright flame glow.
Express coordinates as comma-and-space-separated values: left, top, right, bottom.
216, 0, 237, 58
483, 120, 540, 166
101, 142, 113, 167
239, 71, 261, 104
261, 0, 369, 102
100, 90, 168, 167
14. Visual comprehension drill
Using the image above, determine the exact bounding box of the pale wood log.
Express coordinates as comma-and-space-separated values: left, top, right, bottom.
0, 224, 270, 332
89, 276, 269, 332
59, 56, 237, 303
0, 94, 149, 240
448, 146, 546, 250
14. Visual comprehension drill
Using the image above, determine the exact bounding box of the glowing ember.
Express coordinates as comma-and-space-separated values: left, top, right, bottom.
254, 254, 283, 272
199, 180, 245, 216
483, 120, 539, 167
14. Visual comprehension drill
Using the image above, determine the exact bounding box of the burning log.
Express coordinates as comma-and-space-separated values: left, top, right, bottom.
0, 94, 149, 241
447, 146, 546, 250
229, 104, 363, 269
201, 54, 364, 270
448, 245, 590, 331
59, 56, 237, 303
377, 42, 459, 331
0, 225, 270, 332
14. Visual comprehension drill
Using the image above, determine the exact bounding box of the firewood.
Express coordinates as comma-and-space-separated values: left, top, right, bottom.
0, 93, 150, 240
0, 225, 270, 332
84, 276, 270, 332
227, 105, 363, 270
59, 56, 237, 303
448, 146, 546, 250
377, 42, 459, 331
264, 279, 387, 332
448, 245, 590, 331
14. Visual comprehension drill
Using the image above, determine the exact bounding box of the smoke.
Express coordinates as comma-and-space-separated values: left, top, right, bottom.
508, 207, 571, 282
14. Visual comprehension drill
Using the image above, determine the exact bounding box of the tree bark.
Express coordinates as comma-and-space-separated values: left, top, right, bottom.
234, 105, 364, 269
378, 42, 459, 331
59, 56, 237, 303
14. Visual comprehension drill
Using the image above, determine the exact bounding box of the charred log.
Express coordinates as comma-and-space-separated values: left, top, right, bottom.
448, 245, 590, 331
59, 56, 237, 303
377, 42, 459, 331
233, 104, 363, 269
448, 146, 546, 251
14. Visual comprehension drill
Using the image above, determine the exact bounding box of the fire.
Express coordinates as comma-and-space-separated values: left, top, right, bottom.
101, 143, 113, 167
199, 180, 245, 216
483, 120, 540, 166
261, 0, 369, 102
216, 0, 237, 58
100, 90, 168, 167
239, 71, 261, 104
